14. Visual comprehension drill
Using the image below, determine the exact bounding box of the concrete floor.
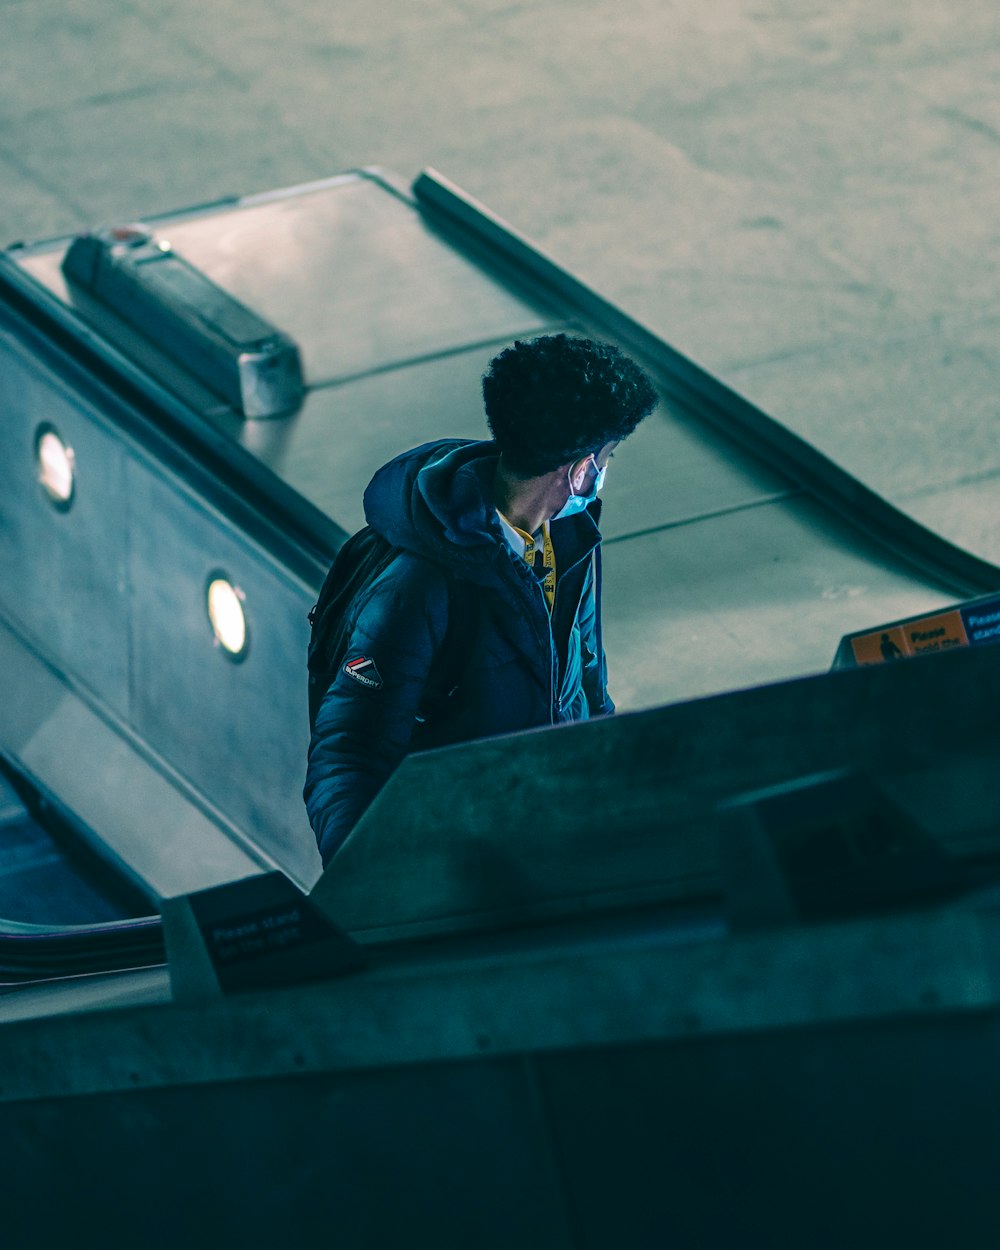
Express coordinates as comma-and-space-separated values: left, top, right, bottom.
2, 0, 997, 563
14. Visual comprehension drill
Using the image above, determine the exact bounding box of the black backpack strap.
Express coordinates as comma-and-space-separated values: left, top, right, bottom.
307, 528, 399, 731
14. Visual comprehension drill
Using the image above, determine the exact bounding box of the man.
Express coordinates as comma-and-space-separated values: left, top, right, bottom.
305, 333, 658, 865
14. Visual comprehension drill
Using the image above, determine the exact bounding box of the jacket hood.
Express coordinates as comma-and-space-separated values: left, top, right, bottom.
364, 438, 603, 591
363, 439, 507, 586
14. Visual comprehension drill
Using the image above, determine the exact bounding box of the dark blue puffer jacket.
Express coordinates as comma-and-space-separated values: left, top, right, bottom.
304, 438, 613, 865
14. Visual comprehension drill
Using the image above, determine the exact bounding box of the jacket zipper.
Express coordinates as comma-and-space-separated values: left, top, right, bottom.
551, 571, 593, 721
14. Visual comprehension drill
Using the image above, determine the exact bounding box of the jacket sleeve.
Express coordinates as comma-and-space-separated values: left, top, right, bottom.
304, 558, 448, 867
578, 550, 615, 717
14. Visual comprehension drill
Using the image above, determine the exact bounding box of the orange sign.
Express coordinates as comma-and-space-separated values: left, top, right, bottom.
903, 609, 968, 656
851, 625, 908, 666
850, 610, 968, 666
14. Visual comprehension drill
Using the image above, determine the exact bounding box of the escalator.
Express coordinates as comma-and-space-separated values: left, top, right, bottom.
1, 170, 1000, 1244
0, 166, 997, 909
0, 163, 997, 973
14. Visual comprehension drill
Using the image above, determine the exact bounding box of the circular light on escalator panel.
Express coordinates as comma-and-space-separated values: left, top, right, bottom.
36, 427, 75, 508
207, 578, 248, 660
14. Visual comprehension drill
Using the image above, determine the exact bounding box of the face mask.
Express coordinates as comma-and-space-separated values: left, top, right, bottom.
551, 456, 606, 521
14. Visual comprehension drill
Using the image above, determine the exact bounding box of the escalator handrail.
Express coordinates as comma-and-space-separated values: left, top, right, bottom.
0, 913, 160, 938
0, 914, 165, 981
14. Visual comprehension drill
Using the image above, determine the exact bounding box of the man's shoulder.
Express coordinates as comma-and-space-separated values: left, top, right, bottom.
361, 548, 452, 614
350, 547, 471, 658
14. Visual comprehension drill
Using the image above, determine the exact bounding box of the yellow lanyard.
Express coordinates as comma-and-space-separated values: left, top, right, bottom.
503, 516, 557, 612
538, 523, 557, 612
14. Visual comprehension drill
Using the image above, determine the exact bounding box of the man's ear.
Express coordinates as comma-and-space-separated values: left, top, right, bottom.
568, 457, 590, 492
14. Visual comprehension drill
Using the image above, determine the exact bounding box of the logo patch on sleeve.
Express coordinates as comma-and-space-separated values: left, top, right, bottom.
343, 655, 384, 690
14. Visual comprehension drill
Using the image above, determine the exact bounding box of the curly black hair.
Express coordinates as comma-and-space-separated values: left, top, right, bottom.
482, 334, 658, 476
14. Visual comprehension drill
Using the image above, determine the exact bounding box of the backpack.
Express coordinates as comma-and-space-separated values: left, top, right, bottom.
307, 526, 476, 733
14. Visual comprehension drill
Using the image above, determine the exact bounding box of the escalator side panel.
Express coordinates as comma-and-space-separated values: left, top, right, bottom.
124, 454, 320, 885
0, 336, 131, 720
312, 642, 1000, 941
0, 329, 321, 889
0, 618, 263, 900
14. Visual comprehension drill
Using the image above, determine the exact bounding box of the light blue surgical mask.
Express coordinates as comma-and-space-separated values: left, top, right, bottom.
551, 455, 606, 521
